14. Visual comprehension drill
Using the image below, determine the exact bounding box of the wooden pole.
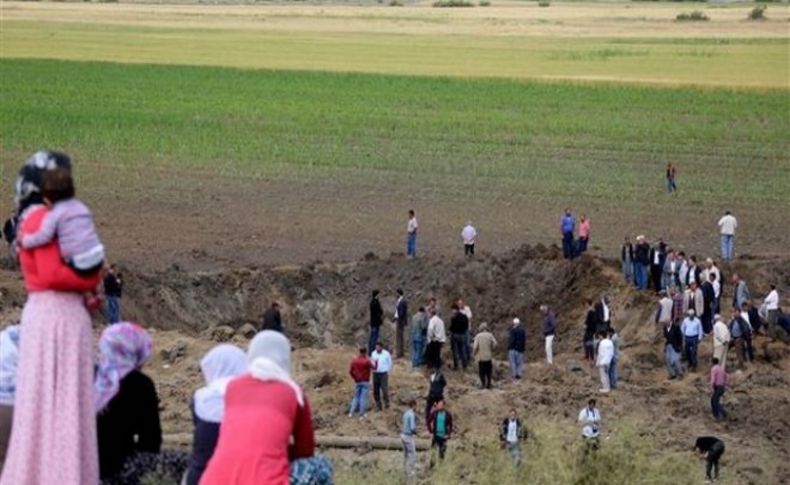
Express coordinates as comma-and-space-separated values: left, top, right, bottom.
164, 433, 431, 451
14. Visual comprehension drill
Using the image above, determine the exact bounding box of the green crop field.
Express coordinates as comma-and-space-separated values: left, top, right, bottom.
2, 58, 788, 205
0, 2, 788, 261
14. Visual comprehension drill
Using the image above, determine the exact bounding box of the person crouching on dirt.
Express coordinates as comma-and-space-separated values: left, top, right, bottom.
428, 399, 453, 463
694, 436, 725, 482
424, 366, 447, 426
578, 399, 601, 452
500, 408, 525, 466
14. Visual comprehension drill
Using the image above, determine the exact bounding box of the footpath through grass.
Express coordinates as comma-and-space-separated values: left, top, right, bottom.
1, 58, 788, 207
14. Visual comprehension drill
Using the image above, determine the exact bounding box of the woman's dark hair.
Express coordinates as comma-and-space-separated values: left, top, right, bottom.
41, 168, 75, 203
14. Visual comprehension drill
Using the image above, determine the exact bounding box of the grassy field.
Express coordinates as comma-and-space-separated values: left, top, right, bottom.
1, 2, 789, 87
0, 2, 788, 265
1, 58, 788, 204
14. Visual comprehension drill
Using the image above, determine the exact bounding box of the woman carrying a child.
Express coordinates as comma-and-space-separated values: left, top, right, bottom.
1, 151, 104, 485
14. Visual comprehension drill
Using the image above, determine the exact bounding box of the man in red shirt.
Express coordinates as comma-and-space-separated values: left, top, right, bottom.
348, 347, 375, 420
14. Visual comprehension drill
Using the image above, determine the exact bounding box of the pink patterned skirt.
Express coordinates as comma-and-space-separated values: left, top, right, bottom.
0, 291, 98, 485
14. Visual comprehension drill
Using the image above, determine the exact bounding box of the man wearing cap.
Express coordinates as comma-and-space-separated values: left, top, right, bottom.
712, 315, 730, 369
507, 318, 526, 379
717, 210, 737, 261
681, 309, 703, 371
472, 322, 497, 389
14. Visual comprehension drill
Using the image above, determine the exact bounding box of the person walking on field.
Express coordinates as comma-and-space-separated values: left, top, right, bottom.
427, 400, 453, 463
500, 409, 525, 466
541, 305, 557, 364
596, 332, 614, 393
712, 315, 730, 369
694, 436, 725, 482
577, 214, 590, 254
406, 210, 418, 258
400, 399, 418, 480
709, 357, 729, 420
666, 162, 677, 193
348, 347, 375, 419
560, 209, 575, 260
371, 342, 392, 411
368, 290, 383, 355
461, 221, 477, 256
681, 309, 703, 372
718, 210, 737, 262
472, 323, 497, 389
394, 289, 408, 359
508, 318, 526, 379
664, 318, 684, 379
410, 307, 429, 368
424, 308, 446, 370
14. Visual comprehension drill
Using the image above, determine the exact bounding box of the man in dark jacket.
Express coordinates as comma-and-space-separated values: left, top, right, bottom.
394, 289, 408, 359
583, 300, 598, 364
700, 279, 715, 335
694, 436, 725, 482
664, 319, 683, 379
500, 409, 525, 466
369, 290, 383, 354
425, 368, 447, 426
428, 400, 453, 462
648, 239, 667, 292
508, 318, 526, 379
541, 305, 557, 365
449, 305, 469, 371
260, 302, 283, 334
633, 236, 650, 290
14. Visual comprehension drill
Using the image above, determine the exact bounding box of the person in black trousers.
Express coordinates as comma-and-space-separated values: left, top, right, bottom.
694, 436, 725, 481
368, 290, 383, 354
395, 289, 408, 359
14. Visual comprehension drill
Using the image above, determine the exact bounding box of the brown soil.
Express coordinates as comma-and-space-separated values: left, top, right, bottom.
0, 246, 788, 484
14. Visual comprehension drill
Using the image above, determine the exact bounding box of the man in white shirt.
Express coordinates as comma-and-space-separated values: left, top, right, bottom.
717, 211, 737, 261
371, 342, 392, 411
681, 309, 703, 371
425, 308, 446, 369
764, 284, 780, 338
461, 222, 477, 256
406, 209, 418, 258
578, 399, 602, 449
596, 332, 614, 393
712, 315, 731, 369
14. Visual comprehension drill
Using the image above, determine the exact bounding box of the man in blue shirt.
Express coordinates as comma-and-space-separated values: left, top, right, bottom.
681, 309, 703, 371
560, 209, 576, 259
371, 342, 392, 411
401, 399, 418, 479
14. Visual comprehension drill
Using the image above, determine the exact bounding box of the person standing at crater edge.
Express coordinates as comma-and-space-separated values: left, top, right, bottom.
406, 209, 418, 258
369, 290, 383, 355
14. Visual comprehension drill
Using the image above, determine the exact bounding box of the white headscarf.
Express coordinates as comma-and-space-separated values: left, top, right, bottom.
248, 331, 303, 407
194, 344, 247, 423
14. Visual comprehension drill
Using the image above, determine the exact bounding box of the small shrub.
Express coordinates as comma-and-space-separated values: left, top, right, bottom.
389, 0, 404, 5
748, 5, 766, 19
479, 0, 491, 5
538, 0, 550, 6
433, 0, 475, 6
676, 10, 709, 21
